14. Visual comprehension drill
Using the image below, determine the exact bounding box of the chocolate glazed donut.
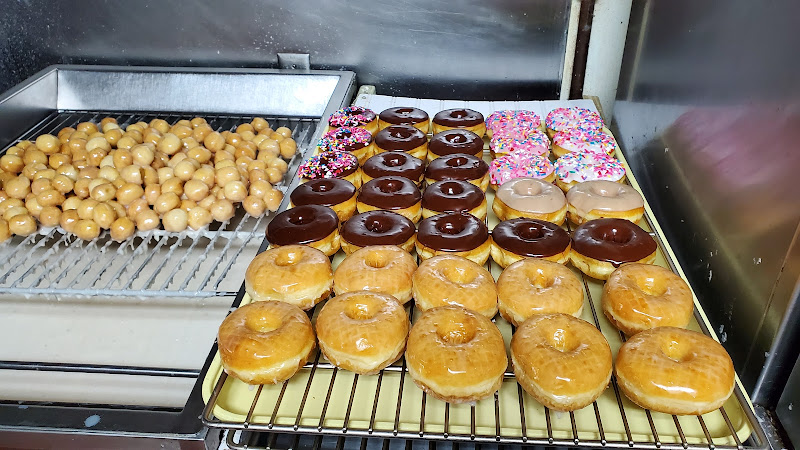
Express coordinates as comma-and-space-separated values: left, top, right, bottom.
572, 218, 656, 266
290, 178, 356, 208
379, 107, 429, 127
493, 219, 571, 257
433, 108, 484, 127
374, 125, 427, 152
422, 180, 484, 214
417, 212, 488, 252
358, 176, 422, 210
425, 153, 489, 182
429, 129, 484, 158
266, 205, 339, 245
362, 151, 424, 184
341, 211, 415, 248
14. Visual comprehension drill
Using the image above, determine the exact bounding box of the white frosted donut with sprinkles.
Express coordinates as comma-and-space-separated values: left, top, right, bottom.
490, 128, 549, 159
490, 153, 555, 188
328, 106, 378, 134
554, 152, 625, 192
552, 127, 618, 158
545, 107, 604, 137
485, 110, 542, 138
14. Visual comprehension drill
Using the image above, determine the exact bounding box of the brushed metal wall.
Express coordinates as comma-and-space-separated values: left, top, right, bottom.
0, 0, 570, 100
613, 0, 800, 401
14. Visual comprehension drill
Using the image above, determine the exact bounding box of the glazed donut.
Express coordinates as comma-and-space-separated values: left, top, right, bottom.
378, 107, 430, 133
497, 259, 583, 326
416, 212, 491, 265
340, 211, 415, 254
298, 151, 361, 188
490, 218, 571, 268
412, 255, 498, 318
290, 178, 357, 222
552, 127, 618, 158
361, 151, 425, 186
485, 110, 542, 139
317, 126, 374, 164
545, 107, 604, 138
374, 125, 428, 160
554, 152, 626, 192
432, 108, 486, 137
266, 205, 341, 256
315, 291, 409, 374
566, 180, 644, 225
406, 305, 507, 403
602, 263, 693, 336
425, 153, 490, 192
489, 129, 549, 159
428, 130, 484, 161
489, 153, 555, 188
492, 178, 567, 225
333, 245, 417, 304
245, 244, 333, 310
615, 327, 735, 415
328, 106, 378, 135
217, 301, 316, 384
511, 313, 612, 411
422, 180, 487, 220
570, 218, 657, 280
357, 176, 422, 223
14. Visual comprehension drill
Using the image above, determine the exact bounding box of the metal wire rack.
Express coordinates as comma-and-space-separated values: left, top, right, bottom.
0, 110, 321, 298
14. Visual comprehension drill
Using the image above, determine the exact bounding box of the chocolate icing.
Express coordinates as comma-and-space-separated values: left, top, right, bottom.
341, 210, 415, 247
290, 178, 356, 207
379, 107, 429, 125
432, 108, 484, 127
425, 153, 488, 181
357, 176, 422, 210
422, 180, 484, 213
362, 151, 424, 182
266, 205, 338, 245
417, 212, 489, 252
374, 125, 427, 151
492, 218, 570, 257
572, 218, 656, 266
429, 130, 483, 156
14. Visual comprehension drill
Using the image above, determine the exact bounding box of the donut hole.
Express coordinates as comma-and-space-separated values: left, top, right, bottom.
396, 108, 414, 116
436, 318, 477, 345
436, 219, 466, 235
635, 275, 668, 297
344, 298, 380, 321
591, 185, 622, 197
288, 210, 314, 226
365, 252, 390, 269
513, 182, 542, 197
311, 180, 335, 193
661, 339, 693, 362
600, 226, 634, 244
245, 314, 282, 333
390, 128, 414, 139
365, 218, 390, 233
547, 327, 581, 353
336, 129, 353, 139
384, 154, 407, 167
449, 109, 469, 119
440, 181, 464, 196
441, 264, 477, 285
446, 156, 468, 168
446, 133, 467, 144
526, 268, 555, 290
275, 249, 301, 267
516, 224, 545, 241
377, 179, 404, 193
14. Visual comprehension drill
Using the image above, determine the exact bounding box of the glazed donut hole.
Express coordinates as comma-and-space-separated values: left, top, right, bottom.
635, 275, 669, 297
441, 264, 479, 285
435, 317, 478, 345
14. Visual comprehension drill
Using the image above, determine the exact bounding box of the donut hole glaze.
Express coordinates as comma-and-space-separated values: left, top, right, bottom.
591, 183, 623, 197
384, 153, 408, 167
377, 178, 406, 193
287, 208, 315, 226
436, 317, 478, 344
390, 127, 415, 140
245, 313, 282, 333
344, 297, 381, 321
274, 248, 302, 267
311, 179, 337, 193
447, 156, 469, 168
395, 108, 414, 115
513, 182, 543, 197
526, 268, 556, 290
516, 223, 546, 241
446, 133, 468, 144
600, 226, 634, 244
661, 339, 693, 363
436, 219, 466, 235
365, 217, 391, 233
365, 251, 390, 269
440, 181, 465, 196
442, 264, 478, 285
450, 109, 470, 119
635, 275, 669, 297
546, 327, 582, 353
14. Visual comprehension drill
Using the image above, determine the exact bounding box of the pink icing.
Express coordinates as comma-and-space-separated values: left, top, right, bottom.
328, 106, 376, 128
490, 153, 554, 186
552, 127, 617, 156
485, 110, 541, 135
545, 107, 604, 132
490, 129, 549, 157
318, 126, 372, 153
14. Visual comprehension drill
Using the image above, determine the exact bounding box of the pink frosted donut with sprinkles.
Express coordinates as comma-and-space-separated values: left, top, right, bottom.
552, 126, 618, 158
554, 151, 625, 192
317, 126, 374, 164
298, 151, 361, 187
490, 128, 549, 159
328, 106, 378, 134
485, 110, 542, 138
545, 107, 604, 137
490, 152, 555, 188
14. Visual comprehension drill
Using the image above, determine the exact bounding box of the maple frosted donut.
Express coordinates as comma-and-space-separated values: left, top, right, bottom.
357, 176, 422, 223
485, 110, 543, 139
340, 211, 416, 254
362, 151, 425, 186
266, 205, 341, 257
432, 108, 486, 137
378, 106, 430, 133
328, 106, 378, 135
428, 129, 484, 161
497, 259, 583, 326
490, 218, 571, 268
422, 180, 487, 220
374, 125, 428, 160
416, 212, 491, 265
489, 129, 549, 159
290, 178, 357, 222
511, 313, 612, 411
492, 178, 567, 224
567, 180, 644, 225
545, 107, 604, 138
615, 327, 735, 415
218, 301, 316, 385
489, 153, 555, 188
333, 245, 417, 304
554, 152, 626, 192
245, 244, 333, 310
570, 218, 657, 280
602, 263, 693, 336
316, 291, 409, 374
551, 127, 618, 158
425, 153, 490, 192
298, 151, 361, 187
412, 254, 498, 318
406, 305, 507, 403
317, 126, 374, 164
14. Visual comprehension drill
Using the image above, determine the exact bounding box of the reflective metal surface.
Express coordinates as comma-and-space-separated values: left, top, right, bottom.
613, 0, 800, 407
777, 356, 800, 448
0, 0, 570, 100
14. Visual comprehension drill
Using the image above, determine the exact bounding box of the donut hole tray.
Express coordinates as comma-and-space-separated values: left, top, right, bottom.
201, 97, 768, 450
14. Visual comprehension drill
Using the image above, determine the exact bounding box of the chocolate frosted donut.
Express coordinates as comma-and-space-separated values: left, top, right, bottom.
362, 151, 424, 185
491, 218, 571, 266
570, 218, 657, 280
379, 107, 430, 133
425, 153, 489, 191
290, 178, 357, 221
340, 210, 416, 254
422, 180, 486, 219
416, 212, 490, 264
357, 176, 422, 222
429, 129, 484, 160
374, 125, 428, 160
432, 108, 486, 137
266, 205, 340, 255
